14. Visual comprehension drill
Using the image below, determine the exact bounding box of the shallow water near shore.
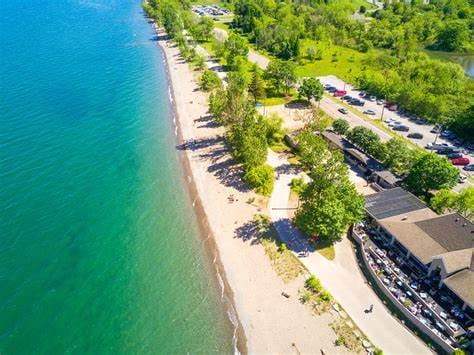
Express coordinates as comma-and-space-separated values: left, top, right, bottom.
0, 0, 234, 352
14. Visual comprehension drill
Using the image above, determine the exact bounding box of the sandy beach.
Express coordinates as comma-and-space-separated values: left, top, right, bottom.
152, 26, 347, 354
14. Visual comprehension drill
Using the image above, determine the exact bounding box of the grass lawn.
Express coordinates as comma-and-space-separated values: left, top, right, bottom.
313, 239, 336, 260
295, 39, 381, 82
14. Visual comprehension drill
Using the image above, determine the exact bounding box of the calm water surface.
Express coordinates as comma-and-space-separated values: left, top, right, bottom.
0, 0, 233, 353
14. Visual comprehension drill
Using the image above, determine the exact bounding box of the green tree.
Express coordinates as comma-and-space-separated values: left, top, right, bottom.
190, 16, 214, 42
265, 60, 296, 95
224, 33, 249, 67
248, 64, 265, 103
436, 20, 470, 52
195, 54, 206, 70
262, 113, 285, 145
229, 115, 268, 169
405, 153, 459, 196
295, 177, 364, 243
208, 88, 226, 123
383, 138, 414, 174
332, 119, 350, 135
243, 164, 275, 196
199, 70, 221, 91
346, 126, 381, 155
297, 130, 330, 171
298, 77, 324, 104
431, 188, 474, 221
430, 189, 456, 214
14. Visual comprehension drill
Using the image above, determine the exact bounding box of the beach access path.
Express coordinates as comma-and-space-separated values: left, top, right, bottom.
155, 27, 346, 354
267, 150, 431, 355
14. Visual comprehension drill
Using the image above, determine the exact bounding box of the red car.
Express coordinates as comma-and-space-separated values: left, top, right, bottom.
334, 90, 347, 97
451, 157, 470, 166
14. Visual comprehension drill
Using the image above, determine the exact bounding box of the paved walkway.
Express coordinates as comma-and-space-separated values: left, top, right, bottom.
267, 150, 430, 355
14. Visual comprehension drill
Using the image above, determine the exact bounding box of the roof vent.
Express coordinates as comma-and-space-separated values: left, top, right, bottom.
455, 218, 460, 222
462, 223, 467, 227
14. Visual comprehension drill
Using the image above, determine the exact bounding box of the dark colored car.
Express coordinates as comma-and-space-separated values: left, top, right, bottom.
463, 164, 474, 171
338, 108, 348, 114
437, 147, 459, 155
407, 132, 423, 139
393, 125, 409, 132
448, 152, 462, 159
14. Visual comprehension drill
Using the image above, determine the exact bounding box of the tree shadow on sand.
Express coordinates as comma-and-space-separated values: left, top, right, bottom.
234, 219, 263, 245
272, 218, 314, 257
176, 136, 251, 192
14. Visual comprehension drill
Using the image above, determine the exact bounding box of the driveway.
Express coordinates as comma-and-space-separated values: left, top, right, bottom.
267, 150, 431, 355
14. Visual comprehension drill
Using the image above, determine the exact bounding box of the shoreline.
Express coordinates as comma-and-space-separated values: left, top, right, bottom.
149, 20, 347, 355
153, 23, 247, 354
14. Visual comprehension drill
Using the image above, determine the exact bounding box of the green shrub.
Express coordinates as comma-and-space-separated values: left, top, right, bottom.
305, 275, 322, 293
320, 290, 332, 302
290, 178, 306, 195
335, 336, 344, 346
332, 119, 349, 135
199, 70, 221, 91
243, 165, 275, 196
280, 243, 288, 252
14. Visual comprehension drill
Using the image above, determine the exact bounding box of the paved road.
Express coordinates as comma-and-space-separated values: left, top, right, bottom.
213, 28, 270, 69
267, 151, 431, 355
210, 29, 472, 187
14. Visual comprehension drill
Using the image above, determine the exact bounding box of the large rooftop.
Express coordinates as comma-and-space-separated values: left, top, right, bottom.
365, 188, 427, 220
416, 214, 474, 252
443, 268, 474, 309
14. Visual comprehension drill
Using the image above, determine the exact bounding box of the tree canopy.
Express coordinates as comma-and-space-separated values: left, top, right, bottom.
405, 153, 459, 196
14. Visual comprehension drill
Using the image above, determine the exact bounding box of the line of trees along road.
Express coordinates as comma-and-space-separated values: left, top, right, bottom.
229, 0, 474, 141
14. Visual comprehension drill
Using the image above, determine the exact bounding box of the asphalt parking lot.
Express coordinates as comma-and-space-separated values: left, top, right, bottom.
318, 75, 473, 185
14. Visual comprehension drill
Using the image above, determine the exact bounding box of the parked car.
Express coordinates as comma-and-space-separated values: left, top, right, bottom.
448, 152, 463, 159
342, 95, 351, 100
334, 90, 347, 97
376, 99, 385, 105
431, 126, 442, 134
407, 132, 423, 139
440, 130, 454, 138
426, 142, 448, 150
327, 86, 337, 92
369, 95, 376, 101
463, 164, 474, 171
393, 125, 409, 132
459, 175, 467, 183
437, 147, 459, 155
359, 91, 366, 97
338, 108, 348, 114
364, 109, 376, 115
451, 157, 470, 166
388, 104, 398, 111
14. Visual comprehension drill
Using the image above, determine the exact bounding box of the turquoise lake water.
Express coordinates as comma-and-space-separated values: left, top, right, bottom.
0, 0, 234, 353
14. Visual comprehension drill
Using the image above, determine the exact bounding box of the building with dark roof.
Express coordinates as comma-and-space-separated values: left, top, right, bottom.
365, 187, 427, 220
364, 189, 474, 311
320, 130, 401, 189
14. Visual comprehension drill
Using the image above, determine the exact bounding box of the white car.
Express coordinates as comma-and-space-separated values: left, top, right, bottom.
369, 96, 376, 101
364, 109, 376, 115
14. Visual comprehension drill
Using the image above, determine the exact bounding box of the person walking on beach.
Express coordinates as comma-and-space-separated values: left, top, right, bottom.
369, 304, 373, 313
